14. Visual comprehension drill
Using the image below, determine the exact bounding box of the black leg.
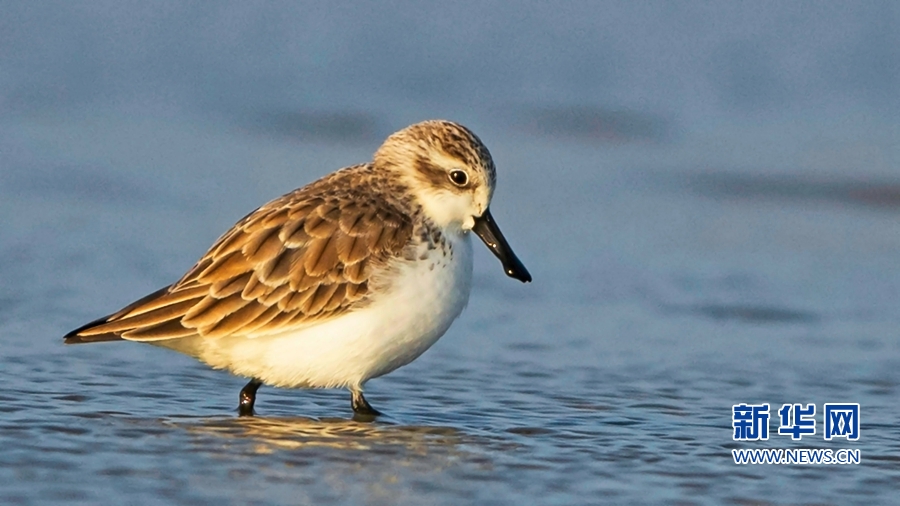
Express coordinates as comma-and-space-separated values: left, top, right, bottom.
351, 390, 382, 417
238, 379, 262, 417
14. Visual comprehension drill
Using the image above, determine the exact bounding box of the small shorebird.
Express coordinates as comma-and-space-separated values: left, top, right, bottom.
65, 120, 531, 417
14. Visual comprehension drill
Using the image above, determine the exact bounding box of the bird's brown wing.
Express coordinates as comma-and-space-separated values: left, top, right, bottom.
65, 182, 413, 343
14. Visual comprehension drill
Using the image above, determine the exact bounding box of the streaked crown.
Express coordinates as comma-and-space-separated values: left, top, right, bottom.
373, 120, 497, 231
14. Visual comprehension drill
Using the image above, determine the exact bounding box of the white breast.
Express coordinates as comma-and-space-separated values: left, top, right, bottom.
194, 231, 474, 390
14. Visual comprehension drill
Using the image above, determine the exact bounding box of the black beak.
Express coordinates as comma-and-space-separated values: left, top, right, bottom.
472, 208, 532, 283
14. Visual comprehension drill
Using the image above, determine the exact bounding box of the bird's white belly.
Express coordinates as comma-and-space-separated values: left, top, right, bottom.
194, 234, 473, 389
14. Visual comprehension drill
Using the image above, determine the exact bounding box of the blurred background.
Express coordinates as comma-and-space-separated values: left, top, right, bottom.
3, 1, 896, 161
1, 1, 898, 504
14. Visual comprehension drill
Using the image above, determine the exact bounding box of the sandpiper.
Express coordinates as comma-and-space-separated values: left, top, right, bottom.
65, 120, 531, 417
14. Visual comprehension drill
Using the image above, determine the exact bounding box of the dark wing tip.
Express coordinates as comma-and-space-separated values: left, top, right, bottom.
63, 314, 125, 344
63, 285, 173, 345
64, 333, 124, 344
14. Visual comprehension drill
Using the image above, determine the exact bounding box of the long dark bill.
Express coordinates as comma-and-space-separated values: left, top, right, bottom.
472, 208, 532, 283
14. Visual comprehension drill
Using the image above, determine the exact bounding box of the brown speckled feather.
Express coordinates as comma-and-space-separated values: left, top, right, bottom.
69, 164, 414, 342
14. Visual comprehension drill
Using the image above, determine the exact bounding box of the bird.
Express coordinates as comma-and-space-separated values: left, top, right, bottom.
64, 120, 531, 418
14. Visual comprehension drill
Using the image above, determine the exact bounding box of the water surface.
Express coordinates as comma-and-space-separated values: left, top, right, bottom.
1, 108, 898, 505
1, 2, 899, 503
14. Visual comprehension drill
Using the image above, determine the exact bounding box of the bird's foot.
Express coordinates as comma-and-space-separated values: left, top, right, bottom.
351, 390, 382, 421
238, 379, 262, 417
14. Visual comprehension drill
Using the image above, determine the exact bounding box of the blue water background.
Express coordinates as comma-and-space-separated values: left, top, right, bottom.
1, 2, 898, 504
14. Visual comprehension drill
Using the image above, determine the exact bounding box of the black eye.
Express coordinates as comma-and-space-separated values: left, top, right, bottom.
449, 170, 468, 186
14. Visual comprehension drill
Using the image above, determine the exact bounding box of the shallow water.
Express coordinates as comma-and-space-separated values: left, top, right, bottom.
2, 4, 899, 502
1, 105, 898, 505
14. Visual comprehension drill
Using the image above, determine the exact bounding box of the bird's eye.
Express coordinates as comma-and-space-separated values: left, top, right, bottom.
449, 170, 468, 186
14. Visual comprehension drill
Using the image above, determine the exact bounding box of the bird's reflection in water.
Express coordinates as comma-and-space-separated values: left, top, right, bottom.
159, 415, 512, 503
169, 415, 479, 456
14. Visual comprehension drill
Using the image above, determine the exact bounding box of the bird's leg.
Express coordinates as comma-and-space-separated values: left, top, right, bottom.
238, 379, 262, 417
351, 389, 382, 417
